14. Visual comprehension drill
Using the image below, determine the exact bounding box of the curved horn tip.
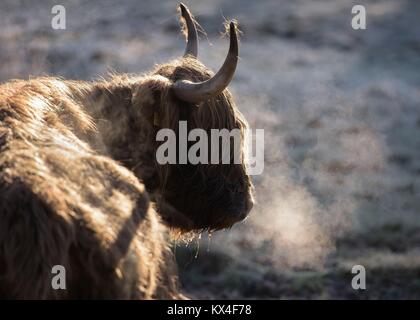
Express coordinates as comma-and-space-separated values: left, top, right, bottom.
179, 3, 187, 15
229, 21, 238, 51
230, 21, 236, 32
179, 3, 198, 58
172, 19, 239, 103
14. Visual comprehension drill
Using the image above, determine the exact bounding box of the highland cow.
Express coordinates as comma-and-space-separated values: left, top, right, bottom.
0, 4, 253, 299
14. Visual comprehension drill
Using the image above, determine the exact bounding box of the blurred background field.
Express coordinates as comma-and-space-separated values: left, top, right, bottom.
0, 0, 419, 299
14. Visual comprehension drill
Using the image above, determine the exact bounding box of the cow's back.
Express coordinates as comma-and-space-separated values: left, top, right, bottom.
0, 79, 179, 299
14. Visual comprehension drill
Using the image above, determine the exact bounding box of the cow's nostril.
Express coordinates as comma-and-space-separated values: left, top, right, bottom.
233, 195, 253, 222
247, 198, 254, 212
244, 197, 254, 216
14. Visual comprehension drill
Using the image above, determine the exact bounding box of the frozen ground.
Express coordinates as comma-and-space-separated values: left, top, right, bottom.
0, 0, 419, 299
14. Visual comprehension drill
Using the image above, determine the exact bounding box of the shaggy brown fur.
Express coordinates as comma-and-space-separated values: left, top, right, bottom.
0, 43, 253, 299
0, 78, 179, 299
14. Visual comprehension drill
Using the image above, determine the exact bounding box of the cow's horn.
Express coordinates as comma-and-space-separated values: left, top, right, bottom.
173, 22, 238, 103
180, 3, 198, 58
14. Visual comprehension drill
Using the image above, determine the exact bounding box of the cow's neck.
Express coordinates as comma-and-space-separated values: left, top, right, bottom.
69, 78, 157, 189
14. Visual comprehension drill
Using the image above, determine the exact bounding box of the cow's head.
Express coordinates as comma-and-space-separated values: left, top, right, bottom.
131, 4, 254, 232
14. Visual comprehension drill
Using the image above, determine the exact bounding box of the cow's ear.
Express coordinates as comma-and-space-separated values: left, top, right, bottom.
131, 75, 172, 128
